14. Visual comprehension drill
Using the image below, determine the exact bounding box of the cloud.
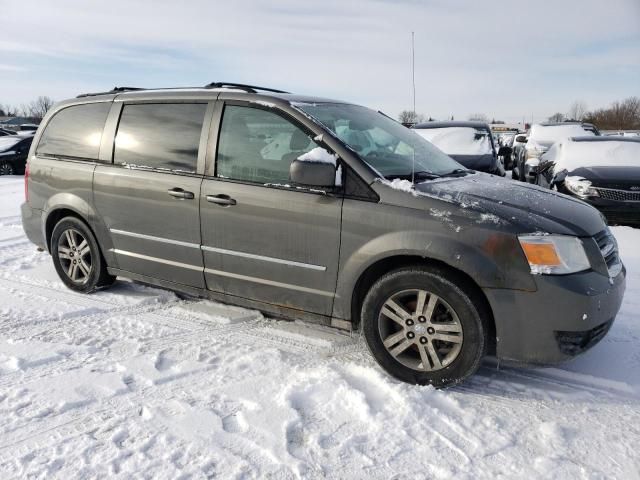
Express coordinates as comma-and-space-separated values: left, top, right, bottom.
1, 0, 638, 121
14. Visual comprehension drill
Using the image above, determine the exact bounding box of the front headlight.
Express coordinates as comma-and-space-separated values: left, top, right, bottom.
564, 176, 599, 199
518, 234, 590, 275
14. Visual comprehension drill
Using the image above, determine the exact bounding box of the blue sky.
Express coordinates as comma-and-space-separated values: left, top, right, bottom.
1, 0, 638, 123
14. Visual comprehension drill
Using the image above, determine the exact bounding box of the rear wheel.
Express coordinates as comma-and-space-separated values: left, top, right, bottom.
361, 267, 487, 388
51, 217, 116, 293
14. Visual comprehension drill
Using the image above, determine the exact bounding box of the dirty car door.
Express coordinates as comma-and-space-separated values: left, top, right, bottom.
200, 102, 342, 316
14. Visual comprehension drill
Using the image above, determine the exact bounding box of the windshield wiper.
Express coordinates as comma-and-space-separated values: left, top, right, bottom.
385, 170, 442, 181
440, 168, 474, 177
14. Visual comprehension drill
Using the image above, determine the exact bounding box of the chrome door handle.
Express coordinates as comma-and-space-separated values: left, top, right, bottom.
206, 194, 237, 206
168, 188, 195, 199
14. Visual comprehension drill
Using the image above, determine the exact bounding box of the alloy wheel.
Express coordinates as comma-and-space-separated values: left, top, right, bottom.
57, 228, 93, 284
378, 289, 464, 371
0, 162, 14, 175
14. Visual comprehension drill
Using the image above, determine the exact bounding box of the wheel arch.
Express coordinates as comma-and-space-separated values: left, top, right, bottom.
45, 207, 93, 253
350, 255, 496, 354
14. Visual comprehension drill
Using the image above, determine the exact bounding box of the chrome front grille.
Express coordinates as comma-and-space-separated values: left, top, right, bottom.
594, 229, 622, 277
596, 187, 640, 202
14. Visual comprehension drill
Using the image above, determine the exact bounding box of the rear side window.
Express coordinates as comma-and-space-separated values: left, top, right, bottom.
114, 103, 206, 173
37, 103, 111, 159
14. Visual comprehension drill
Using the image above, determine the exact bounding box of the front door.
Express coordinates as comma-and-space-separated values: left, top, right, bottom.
200, 103, 342, 315
93, 102, 208, 288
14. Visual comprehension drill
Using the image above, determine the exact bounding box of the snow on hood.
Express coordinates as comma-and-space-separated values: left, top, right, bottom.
545, 139, 640, 171
0, 137, 21, 151
414, 127, 492, 155
297, 146, 337, 165
529, 124, 594, 146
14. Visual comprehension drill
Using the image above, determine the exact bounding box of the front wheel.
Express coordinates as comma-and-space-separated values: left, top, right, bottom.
361, 267, 487, 388
51, 217, 116, 293
0, 161, 15, 176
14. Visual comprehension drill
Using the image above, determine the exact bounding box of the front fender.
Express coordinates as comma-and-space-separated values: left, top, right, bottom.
333, 201, 536, 321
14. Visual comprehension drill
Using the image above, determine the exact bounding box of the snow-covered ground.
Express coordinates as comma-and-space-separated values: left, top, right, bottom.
1, 175, 639, 479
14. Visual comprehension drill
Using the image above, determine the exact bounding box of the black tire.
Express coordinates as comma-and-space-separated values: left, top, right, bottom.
361, 266, 487, 388
51, 216, 116, 293
0, 161, 15, 176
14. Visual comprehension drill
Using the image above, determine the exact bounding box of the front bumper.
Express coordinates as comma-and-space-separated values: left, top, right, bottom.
21, 202, 46, 250
484, 266, 626, 365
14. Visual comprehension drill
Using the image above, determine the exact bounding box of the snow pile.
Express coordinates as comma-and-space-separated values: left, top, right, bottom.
0, 176, 639, 478
415, 127, 492, 155
545, 139, 640, 171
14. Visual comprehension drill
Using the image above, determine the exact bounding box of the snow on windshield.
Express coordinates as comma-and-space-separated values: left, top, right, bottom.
414, 127, 492, 155
529, 124, 594, 145
550, 139, 640, 171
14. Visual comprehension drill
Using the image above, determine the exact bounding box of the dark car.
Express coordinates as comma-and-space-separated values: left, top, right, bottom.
0, 127, 18, 136
514, 122, 599, 183
536, 136, 640, 226
0, 134, 33, 175
21, 83, 625, 387
412, 121, 505, 176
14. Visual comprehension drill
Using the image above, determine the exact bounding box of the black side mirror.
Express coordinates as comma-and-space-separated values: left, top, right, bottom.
515, 135, 527, 143
289, 159, 336, 188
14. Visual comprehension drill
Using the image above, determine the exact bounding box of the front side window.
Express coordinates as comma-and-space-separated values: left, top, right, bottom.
114, 103, 206, 173
37, 102, 111, 160
216, 105, 321, 184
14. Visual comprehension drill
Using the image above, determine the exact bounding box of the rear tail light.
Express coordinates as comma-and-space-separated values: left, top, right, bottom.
24, 163, 29, 202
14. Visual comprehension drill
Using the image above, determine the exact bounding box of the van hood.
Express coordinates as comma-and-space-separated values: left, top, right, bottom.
414, 172, 606, 236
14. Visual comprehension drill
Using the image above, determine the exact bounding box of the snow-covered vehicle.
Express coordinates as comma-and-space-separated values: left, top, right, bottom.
21, 83, 625, 387
412, 121, 505, 176
514, 122, 599, 183
536, 136, 640, 226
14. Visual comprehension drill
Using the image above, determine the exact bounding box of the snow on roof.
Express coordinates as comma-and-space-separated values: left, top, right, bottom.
529, 124, 594, 145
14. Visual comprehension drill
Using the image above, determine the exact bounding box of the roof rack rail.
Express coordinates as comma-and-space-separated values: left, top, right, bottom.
76, 86, 146, 98
204, 82, 289, 94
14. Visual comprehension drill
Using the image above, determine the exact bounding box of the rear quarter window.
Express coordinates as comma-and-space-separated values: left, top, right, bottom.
36, 102, 111, 160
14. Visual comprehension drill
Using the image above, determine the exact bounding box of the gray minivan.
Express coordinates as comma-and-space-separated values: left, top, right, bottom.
21, 83, 626, 387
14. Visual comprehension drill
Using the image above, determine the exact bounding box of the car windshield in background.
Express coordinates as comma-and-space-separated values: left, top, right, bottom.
294, 103, 462, 179
547, 138, 640, 171
414, 127, 493, 155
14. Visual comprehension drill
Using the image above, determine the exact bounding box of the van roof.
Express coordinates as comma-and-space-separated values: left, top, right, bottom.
74, 83, 348, 106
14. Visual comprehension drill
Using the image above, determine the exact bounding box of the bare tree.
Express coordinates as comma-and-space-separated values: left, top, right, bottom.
468, 113, 488, 122
567, 100, 588, 121
398, 110, 425, 124
548, 112, 565, 122
584, 97, 640, 130
0, 103, 20, 117
23, 96, 55, 120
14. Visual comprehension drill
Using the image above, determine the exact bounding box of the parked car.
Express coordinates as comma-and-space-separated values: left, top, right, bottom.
412, 121, 505, 176
514, 122, 598, 183
510, 133, 528, 179
0, 134, 33, 175
536, 136, 640, 226
21, 84, 625, 387
0, 127, 18, 136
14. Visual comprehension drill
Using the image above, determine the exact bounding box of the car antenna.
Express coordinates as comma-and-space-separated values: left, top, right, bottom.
411, 31, 416, 185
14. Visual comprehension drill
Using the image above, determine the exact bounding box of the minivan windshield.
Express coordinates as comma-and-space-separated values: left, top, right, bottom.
295, 103, 464, 179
